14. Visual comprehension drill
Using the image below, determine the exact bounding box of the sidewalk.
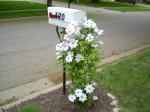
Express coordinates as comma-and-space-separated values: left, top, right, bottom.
137, 3, 150, 8
52, 1, 123, 14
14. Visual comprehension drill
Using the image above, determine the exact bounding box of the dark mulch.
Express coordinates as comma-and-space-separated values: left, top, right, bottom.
6, 86, 113, 112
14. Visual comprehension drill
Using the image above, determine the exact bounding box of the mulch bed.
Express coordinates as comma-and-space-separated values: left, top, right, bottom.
6, 85, 113, 112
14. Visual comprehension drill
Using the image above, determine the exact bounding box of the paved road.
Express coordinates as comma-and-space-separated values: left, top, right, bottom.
0, 12, 150, 91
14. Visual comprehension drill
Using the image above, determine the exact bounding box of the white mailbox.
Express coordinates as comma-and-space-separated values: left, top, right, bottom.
48, 7, 87, 28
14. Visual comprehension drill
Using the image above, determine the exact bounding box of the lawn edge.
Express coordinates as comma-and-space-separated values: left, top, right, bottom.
0, 16, 47, 22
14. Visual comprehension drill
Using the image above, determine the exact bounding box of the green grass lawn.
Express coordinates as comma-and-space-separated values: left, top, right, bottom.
107, 6, 150, 11
55, 0, 150, 12
0, 1, 47, 19
20, 104, 42, 112
0, 1, 46, 11
0, 10, 47, 19
95, 49, 150, 112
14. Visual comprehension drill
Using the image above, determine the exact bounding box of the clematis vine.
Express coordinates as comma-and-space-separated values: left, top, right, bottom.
55, 19, 104, 108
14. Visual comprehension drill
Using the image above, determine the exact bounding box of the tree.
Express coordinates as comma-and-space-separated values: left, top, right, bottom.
47, 0, 52, 7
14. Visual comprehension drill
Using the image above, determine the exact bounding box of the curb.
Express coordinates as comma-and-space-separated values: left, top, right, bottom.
0, 44, 150, 110
0, 81, 71, 111
0, 16, 47, 22
0, 9, 46, 13
101, 44, 150, 66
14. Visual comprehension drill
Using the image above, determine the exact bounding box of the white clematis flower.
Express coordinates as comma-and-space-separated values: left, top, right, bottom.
75, 54, 84, 63
66, 29, 75, 35
75, 89, 83, 97
92, 43, 99, 48
94, 28, 104, 36
56, 43, 64, 51
74, 28, 80, 35
98, 30, 104, 36
98, 40, 104, 46
68, 94, 76, 102
64, 34, 71, 41
85, 84, 95, 94
65, 22, 80, 36
56, 51, 62, 59
79, 93, 87, 102
69, 39, 78, 49
86, 34, 94, 42
83, 19, 97, 29
62, 42, 69, 51
65, 51, 73, 63
65, 54, 73, 63
65, 25, 76, 36
56, 42, 69, 52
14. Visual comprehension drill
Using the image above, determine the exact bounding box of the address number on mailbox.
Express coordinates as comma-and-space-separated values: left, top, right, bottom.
49, 12, 65, 21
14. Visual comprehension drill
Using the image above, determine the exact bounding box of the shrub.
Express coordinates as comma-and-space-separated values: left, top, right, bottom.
56, 19, 103, 108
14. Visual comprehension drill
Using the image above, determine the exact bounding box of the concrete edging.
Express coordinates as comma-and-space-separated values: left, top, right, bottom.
101, 44, 150, 66
0, 81, 71, 111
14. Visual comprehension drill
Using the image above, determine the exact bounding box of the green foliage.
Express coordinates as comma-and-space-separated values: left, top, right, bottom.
0, 1, 47, 19
0, 10, 47, 19
95, 49, 150, 112
0, 1, 46, 11
56, 20, 103, 108
64, 31, 101, 85
20, 104, 42, 112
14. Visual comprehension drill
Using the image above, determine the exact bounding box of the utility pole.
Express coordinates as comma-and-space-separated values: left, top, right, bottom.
47, 0, 52, 7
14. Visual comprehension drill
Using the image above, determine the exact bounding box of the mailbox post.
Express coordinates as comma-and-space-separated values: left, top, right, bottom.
47, 0, 52, 7
48, 5, 87, 95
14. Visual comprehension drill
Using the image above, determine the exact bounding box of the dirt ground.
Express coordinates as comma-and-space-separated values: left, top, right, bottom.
6, 85, 113, 112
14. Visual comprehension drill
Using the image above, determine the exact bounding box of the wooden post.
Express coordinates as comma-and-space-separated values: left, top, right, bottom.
47, 0, 52, 7
68, 0, 74, 8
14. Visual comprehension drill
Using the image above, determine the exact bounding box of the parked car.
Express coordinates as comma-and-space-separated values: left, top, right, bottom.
116, 0, 136, 4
